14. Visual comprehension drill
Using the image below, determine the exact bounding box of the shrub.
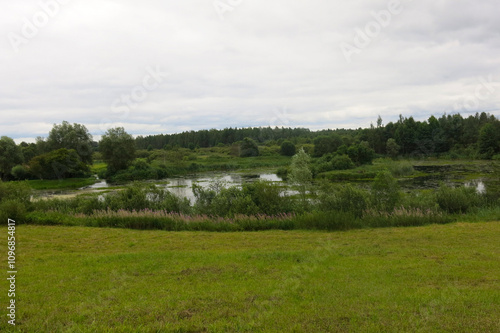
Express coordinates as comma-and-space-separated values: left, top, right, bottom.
371, 171, 401, 211
11, 165, 29, 180
280, 141, 296, 156
318, 184, 368, 218
331, 154, 354, 170
0, 199, 26, 222
436, 185, 482, 213
243, 181, 294, 215
240, 138, 259, 157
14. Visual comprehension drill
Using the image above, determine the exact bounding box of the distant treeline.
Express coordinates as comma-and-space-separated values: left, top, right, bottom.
135, 112, 500, 158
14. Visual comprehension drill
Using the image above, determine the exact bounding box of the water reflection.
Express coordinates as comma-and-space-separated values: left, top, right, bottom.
160, 172, 284, 203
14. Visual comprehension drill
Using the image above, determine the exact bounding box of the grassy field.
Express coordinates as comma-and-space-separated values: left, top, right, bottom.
1, 222, 499, 332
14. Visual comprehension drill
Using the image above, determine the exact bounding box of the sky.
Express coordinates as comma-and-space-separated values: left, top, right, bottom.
1, 0, 499, 143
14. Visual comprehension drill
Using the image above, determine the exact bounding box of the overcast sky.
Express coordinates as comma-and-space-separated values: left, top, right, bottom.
2, 0, 499, 143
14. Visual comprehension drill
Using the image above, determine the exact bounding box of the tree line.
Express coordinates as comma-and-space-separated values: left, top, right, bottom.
0, 112, 498, 181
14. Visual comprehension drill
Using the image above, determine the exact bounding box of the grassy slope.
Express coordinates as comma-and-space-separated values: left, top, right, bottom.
1, 222, 499, 332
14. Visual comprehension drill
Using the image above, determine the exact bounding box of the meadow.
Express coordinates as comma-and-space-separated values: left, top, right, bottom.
0, 222, 498, 332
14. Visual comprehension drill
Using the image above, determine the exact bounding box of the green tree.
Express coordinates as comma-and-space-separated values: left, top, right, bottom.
29, 148, 90, 179
0, 136, 24, 180
386, 138, 400, 158
99, 127, 136, 173
313, 134, 342, 157
47, 121, 94, 164
240, 137, 259, 157
347, 141, 375, 165
478, 123, 500, 159
280, 140, 296, 156
289, 148, 312, 207
371, 171, 401, 211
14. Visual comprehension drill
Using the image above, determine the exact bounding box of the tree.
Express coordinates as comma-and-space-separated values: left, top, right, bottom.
280, 140, 296, 156
386, 138, 400, 158
0, 136, 23, 180
29, 148, 90, 179
371, 171, 401, 211
347, 141, 375, 165
289, 148, 312, 207
99, 127, 136, 173
240, 137, 259, 157
313, 134, 342, 157
478, 123, 500, 159
47, 121, 94, 164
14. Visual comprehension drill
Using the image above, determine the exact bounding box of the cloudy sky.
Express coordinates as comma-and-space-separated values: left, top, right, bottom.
2, 0, 499, 143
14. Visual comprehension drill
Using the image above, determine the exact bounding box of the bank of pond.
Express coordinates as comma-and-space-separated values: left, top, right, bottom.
1, 159, 498, 232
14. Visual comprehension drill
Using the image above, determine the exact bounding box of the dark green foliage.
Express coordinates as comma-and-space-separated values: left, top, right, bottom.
331, 154, 354, 170
313, 134, 342, 157
240, 137, 259, 157
280, 140, 296, 156
0, 181, 31, 222
99, 127, 136, 173
386, 138, 400, 158
11, 165, 29, 180
29, 148, 90, 179
243, 181, 294, 215
478, 123, 500, 159
47, 121, 94, 164
317, 184, 368, 218
347, 141, 375, 165
0, 136, 23, 180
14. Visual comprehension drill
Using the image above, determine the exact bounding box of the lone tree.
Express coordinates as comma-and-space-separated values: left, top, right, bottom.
280, 140, 296, 156
0, 136, 23, 180
240, 137, 259, 157
99, 127, 136, 173
47, 121, 94, 164
289, 147, 312, 207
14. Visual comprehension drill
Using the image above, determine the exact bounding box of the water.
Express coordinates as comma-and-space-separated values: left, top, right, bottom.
159, 172, 284, 203
35, 162, 498, 201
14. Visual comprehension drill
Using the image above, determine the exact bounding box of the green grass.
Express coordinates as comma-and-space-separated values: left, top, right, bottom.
26, 178, 98, 190
1, 222, 499, 332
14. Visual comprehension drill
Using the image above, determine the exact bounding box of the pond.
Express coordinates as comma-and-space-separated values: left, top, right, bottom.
35, 162, 499, 201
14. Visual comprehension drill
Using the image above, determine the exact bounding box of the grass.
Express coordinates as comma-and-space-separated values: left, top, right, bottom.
1, 222, 499, 332
26, 178, 98, 190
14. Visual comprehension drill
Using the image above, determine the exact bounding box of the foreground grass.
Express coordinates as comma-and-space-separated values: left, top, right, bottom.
1, 222, 499, 332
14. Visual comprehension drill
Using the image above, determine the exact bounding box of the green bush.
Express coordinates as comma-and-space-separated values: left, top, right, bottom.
0, 199, 26, 222
318, 184, 368, 218
331, 154, 354, 170
11, 165, 29, 180
280, 141, 296, 156
243, 181, 294, 215
436, 185, 482, 213
0, 181, 31, 203
371, 171, 401, 211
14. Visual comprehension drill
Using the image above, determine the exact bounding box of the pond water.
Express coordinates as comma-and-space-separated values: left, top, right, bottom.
36, 162, 498, 201
155, 172, 284, 203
